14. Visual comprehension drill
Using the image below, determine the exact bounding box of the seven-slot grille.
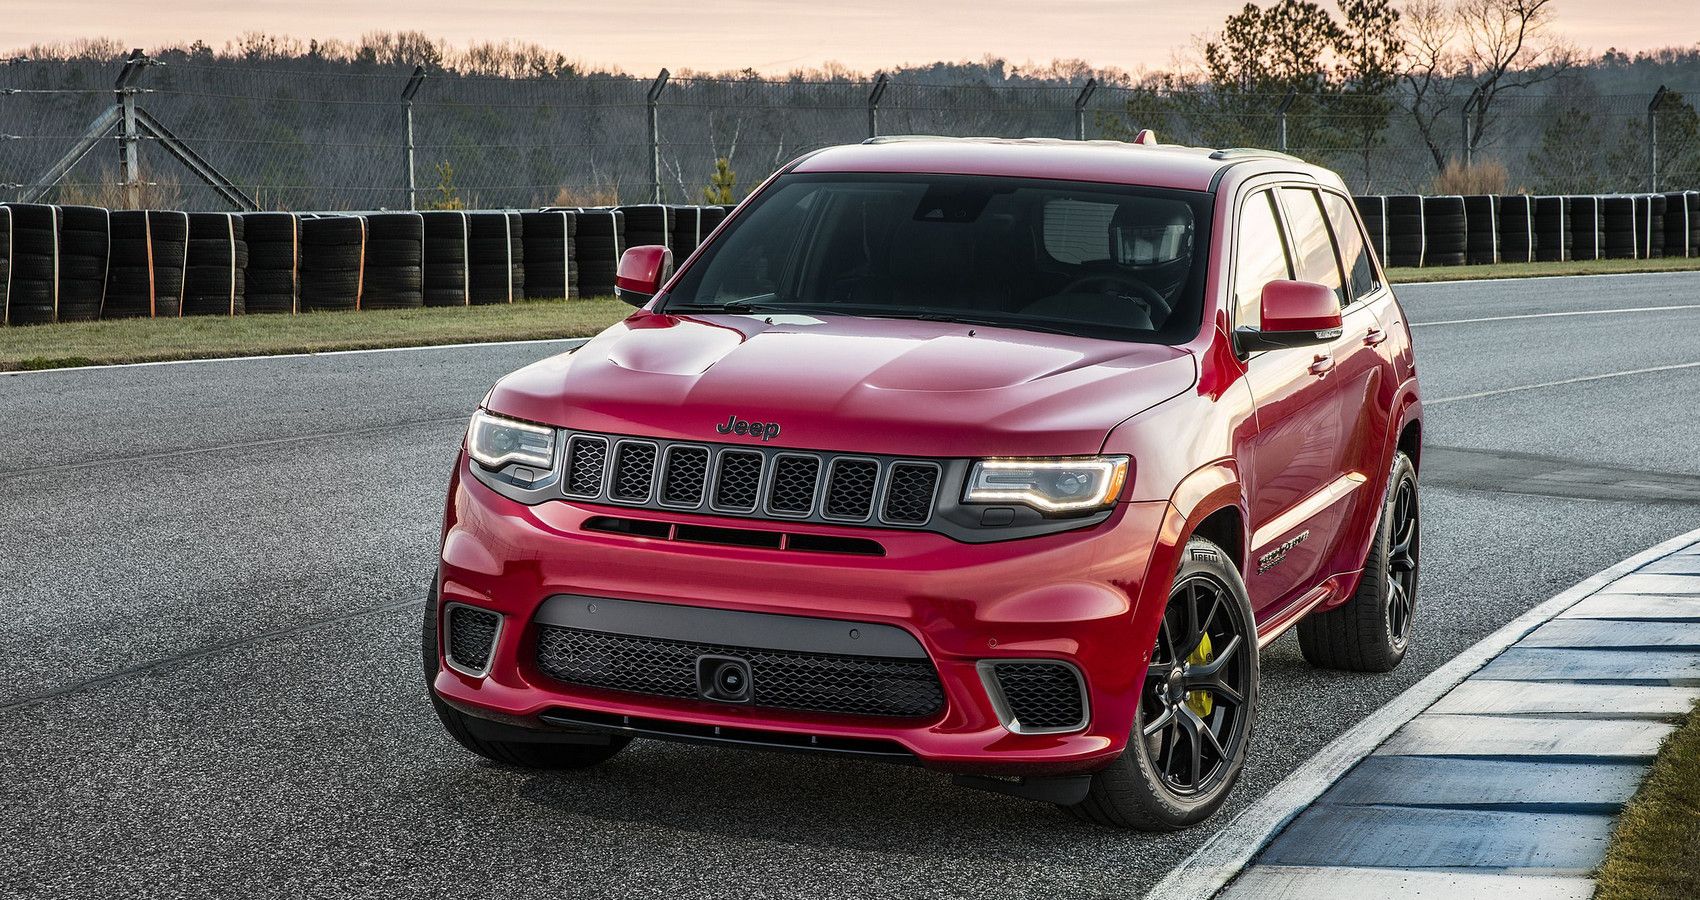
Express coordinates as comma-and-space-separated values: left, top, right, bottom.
558, 431, 942, 527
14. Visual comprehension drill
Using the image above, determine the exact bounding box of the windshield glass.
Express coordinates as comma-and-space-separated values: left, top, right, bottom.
661, 173, 1214, 344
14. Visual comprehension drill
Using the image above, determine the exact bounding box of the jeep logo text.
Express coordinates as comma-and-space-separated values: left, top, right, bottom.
716, 415, 781, 442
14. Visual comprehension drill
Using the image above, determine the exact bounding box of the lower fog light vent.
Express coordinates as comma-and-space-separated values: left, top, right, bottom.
981, 661, 1088, 733
445, 603, 502, 676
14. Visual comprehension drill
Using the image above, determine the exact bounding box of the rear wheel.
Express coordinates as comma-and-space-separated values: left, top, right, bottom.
422, 578, 630, 769
1067, 537, 1258, 830
1298, 452, 1420, 672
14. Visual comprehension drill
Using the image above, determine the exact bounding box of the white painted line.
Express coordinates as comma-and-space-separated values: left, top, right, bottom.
1397, 268, 1700, 288
1428, 360, 1700, 405
1412, 304, 1700, 327
1143, 524, 1700, 900
0, 336, 591, 377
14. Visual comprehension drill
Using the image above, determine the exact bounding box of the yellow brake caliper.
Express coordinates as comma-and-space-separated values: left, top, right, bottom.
1185, 632, 1215, 718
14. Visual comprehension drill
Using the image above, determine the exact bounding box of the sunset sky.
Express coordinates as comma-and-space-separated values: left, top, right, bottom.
11, 0, 1696, 73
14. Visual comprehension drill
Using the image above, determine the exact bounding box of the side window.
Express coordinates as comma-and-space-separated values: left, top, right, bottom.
1232, 190, 1292, 331
1280, 187, 1347, 307
1321, 191, 1381, 301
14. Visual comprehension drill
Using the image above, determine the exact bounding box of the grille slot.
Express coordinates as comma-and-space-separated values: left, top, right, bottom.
609, 440, 658, 502
985, 661, 1087, 732
766, 454, 821, 516
444, 604, 501, 676
535, 625, 945, 718
660, 445, 709, 506
713, 450, 764, 512
823, 458, 879, 521
882, 462, 941, 524
564, 436, 608, 497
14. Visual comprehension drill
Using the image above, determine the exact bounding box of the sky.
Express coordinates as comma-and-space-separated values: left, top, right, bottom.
8, 0, 1696, 74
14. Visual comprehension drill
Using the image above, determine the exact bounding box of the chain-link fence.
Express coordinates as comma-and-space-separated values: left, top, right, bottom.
4, 54, 1697, 210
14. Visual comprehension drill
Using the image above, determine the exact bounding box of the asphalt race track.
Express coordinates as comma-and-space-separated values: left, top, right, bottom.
3, 272, 1698, 899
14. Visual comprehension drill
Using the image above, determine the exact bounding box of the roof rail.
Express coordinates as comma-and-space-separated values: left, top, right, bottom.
1209, 147, 1303, 162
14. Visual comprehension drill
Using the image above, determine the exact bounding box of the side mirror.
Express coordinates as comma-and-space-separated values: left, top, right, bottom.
615, 245, 673, 307
1234, 280, 1342, 352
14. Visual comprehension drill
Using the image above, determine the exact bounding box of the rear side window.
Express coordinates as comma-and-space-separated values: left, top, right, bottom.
1321, 191, 1380, 301
1232, 191, 1292, 331
1280, 187, 1346, 307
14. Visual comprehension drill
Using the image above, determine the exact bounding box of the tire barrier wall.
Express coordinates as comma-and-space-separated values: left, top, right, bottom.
300, 215, 366, 312
8, 196, 1691, 326
363, 213, 425, 310
244, 212, 300, 315
421, 211, 470, 307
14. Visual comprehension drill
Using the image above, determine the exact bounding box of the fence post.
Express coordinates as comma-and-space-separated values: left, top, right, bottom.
647, 69, 670, 203
1461, 87, 1481, 168
1649, 85, 1668, 193
400, 65, 427, 211
114, 48, 146, 208
1276, 90, 1296, 153
1073, 78, 1098, 141
866, 74, 889, 140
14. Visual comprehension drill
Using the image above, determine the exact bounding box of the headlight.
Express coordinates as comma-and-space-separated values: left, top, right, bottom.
467, 410, 556, 469
964, 456, 1129, 514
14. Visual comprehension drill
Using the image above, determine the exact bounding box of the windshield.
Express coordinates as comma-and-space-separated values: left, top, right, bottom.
661, 173, 1214, 344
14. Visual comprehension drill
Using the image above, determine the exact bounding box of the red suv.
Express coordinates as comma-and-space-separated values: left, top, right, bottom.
425, 137, 1421, 830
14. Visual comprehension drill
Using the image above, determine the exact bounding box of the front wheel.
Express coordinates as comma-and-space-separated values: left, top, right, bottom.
1066, 537, 1259, 830
1297, 451, 1420, 673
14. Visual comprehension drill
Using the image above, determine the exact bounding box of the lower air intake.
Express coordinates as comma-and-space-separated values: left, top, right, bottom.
445, 604, 502, 676
984, 661, 1088, 732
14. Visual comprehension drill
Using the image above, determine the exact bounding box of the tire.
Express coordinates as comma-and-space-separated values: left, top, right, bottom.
1066, 537, 1258, 830
1298, 452, 1420, 673
421, 577, 630, 769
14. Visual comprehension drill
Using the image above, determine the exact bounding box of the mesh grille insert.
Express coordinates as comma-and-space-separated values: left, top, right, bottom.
824, 459, 879, 520
446, 605, 500, 673
609, 442, 657, 502
535, 625, 945, 718
767, 455, 820, 515
565, 437, 607, 497
660, 446, 709, 506
713, 451, 764, 511
882, 463, 939, 524
993, 662, 1085, 730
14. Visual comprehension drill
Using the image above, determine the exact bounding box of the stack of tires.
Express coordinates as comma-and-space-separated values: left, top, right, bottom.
103, 210, 154, 318
467, 212, 523, 304
1533, 196, 1571, 262
1663, 192, 1693, 258
4, 204, 60, 325
57, 206, 109, 321
1636, 195, 1666, 259
521, 210, 577, 300
421, 211, 470, 307
1420, 196, 1467, 267
244, 212, 299, 314
1462, 195, 1498, 265
183, 213, 246, 316
362, 213, 424, 310
667, 205, 729, 260
1353, 196, 1389, 264
1570, 196, 1603, 261
571, 208, 623, 297
300, 215, 366, 311
1498, 195, 1535, 263
1601, 196, 1638, 259
0, 207, 10, 321
619, 204, 674, 252
1383, 195, 1424, 267
148, 211, 188, 317
1686, 193, 1700, 258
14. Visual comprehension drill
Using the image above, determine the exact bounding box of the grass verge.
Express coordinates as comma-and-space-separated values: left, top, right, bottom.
1594, 701, 1700, 900
1388, 255, 1700, 283
0, 297, 631, 372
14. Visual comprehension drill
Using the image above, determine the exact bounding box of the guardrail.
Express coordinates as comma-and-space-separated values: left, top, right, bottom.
0, 193, 1695, 325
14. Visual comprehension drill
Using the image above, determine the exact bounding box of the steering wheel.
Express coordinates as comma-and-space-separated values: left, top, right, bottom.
1057, 272, 1171, 321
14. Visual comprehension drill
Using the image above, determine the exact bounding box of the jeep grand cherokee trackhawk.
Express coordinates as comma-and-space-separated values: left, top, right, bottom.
424, 136, 1422, 830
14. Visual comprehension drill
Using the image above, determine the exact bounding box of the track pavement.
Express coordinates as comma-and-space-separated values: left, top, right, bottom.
2, 271, 1697, 899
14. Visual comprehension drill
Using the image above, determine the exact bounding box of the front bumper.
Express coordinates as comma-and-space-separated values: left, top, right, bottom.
434, 457, 1178, 775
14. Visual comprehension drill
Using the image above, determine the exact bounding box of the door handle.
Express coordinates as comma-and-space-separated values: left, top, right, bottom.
1308, 354, 1336, 377
1364, 327, 1388, 347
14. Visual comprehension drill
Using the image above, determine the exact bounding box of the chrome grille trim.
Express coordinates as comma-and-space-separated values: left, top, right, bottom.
558, 430, 939, 528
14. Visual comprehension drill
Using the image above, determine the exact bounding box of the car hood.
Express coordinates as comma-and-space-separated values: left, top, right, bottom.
485, 311, 1198, 458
